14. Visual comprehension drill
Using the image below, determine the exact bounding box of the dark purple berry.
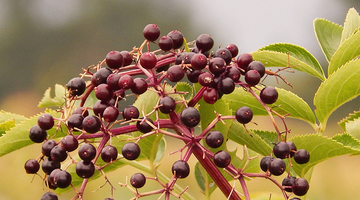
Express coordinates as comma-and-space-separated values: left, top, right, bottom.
50, 145, 67, 162
214, 48, 232, 65
180, 107, 200, 127
38, 113, 54, 130
206, 131, 224, 148
225, 66, 241, 82
91, 68, 112, 86
175, 52, 195, 65
42, 157, 60, 175
158, 36, 174, 51
235, 106, 253, 124
143, 24, 160, 41
41, 192, 58, 200
245, 69, 261, 86
286, 141, 297, 158
248, 61, 265, 77
260, 86, 278, 104
167, 30, 184, 49
213, 150, 231, 168
130, 173, 146, 188
158, 96, 176, 114
103, 106, 119, 123
120, 51, 133, 66
93, 100, 110, 117
131, 78, 148, 95
139, 52, 157, 69
236, 53, 253, 73
61, 135, 78, 152
122, 142, 141, 160
53, 170, 72, 188
196, 34, 214, 52
67, 114, 84, 130
268, 158, 286, 176
101, 145, 118, 163
78, 143, 96, 162
167, 65, 184, 82
209, 57, 226, 75
203, 87, 218, 104
186, 69, 202, 83
294, 149, 310, 164
67, 77, 86, 96
190, 53, 208, 70
198, 72, 214, 87
29, 125, 47, 143
82, 115, 101, 133
122, 105, 140, 121
118, 74, 134, 90
282, 176, 296, 192
48, 168, 61, 188
106, 51, 123, 69
218, 77, 235, 94
72, 107, 89, 117
107, 73, 122, 90
292, 178, 309, 196
42, 140, 57, 157
136, 117, 154, 133
273, 141, 290, 159
171, 160, 190, 178
225, 44, 239, 58
260, 156, 274, 172
76, 160, 95, 178
25, 159, 40, 174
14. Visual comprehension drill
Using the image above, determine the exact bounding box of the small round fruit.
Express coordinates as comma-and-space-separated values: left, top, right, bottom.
214, 48, 232, 65
42, 140, 57, 157
50, 145, 68, 162
167, 30, 184, 49
292, 178, 309, 196
106, 50, 123, 69
203, 87, 218, 104
143, 24, 160, 41
101, 145, 118, 163
180, 107, 200, 127
95, 84, 113, 101
38, 114, 54, 130
76, 160, 95, 178
236, 53, 253, 72
205, 130, 224, 148
131, 78, 148, 95
67, 114, 84, 130
225, 44, 239, 58
118, 74, 134, 90
136, 117, 154, 133
103, 106, 119, 123
78, 143, 97, 162
130, 173, 146, 188
248, 61, 265, 77
196, 34, 214, 52
186, 69, 202, 83
273, 141, 290, 159
29, 125, 47, 143
91, 68, 112, 86
158, 96, 176, 114
260, 86, 278, 104
268, 158, 286, 176
122, 105, 140, 121
213, 150, 231, 168
294, 149, 310, 164
120, 51, 133, 66
171, 160, 190, 178
235, 106, 253, 124
140, 52, 157, 69
158, 35, 173, 51
122, 142, 141, 160
218, 77, 235, 94
198, 72, 214, 87
190, 53, 208, 70
67, 77, 86, 96
42, 157, 61, 175
167, 65, 184, 82
82, 115, 101, 133
244, 69, 261, 86
93, 100, 110, 117
25, 159, 40, 174
260, 156, 274, 172
41, 192, 58, 200
282, 176, 296, 192
61, 135, 78, 152
286, 141, 297, 158
208, 57, 226, 75
53, 170, 72, 188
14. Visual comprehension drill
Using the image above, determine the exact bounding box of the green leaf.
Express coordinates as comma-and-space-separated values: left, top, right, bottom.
290, 134, 359, 177
314, 59, 360, 131
328, 29, 360, 75
0, 110, 65, 157
340, 7, 360, 44
0, 119, 15, 137
175, 82, 193, 100
253, 43, 325, 80
338, 110, 360, 131
0, 110, 27, 123
225, 87, 317, 129
332, 132, 360, 151
38, 84, 66, 108
313, 18, 343, 62
341, 117, 360, 141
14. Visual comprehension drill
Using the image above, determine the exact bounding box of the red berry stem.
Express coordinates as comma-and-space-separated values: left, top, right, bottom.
188, 86, 206, 107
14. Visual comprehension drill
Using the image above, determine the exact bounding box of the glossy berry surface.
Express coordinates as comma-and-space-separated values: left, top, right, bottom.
186, 69, 202, 83
106, 50, 123, 69
213, 150, 231, 168
101, 145, 118, 163
244, 69, 261, 85
273, 141, 290, 159
167, 65, 184, 82
190, 53, 207, 70
167, 30, 184, 49
91, 68, 112, 86
225, 66, 241, 82
203, 87, 218, 104
225, 44, 239, 58
292, 178, 309, 196
67, 114, 84, 130
260, 86, 278, 104
130, 173, 146, 188
139, 52, 157, 69
72, 107, 89, 117
42, 157, 61, 175
180, 107, 200, 127
158, 35, 173, 51
268, 158, 286, 176
248, 61, 265, 77
143, 24, 160, 41
29, 125, 47, 143
158, 96, 176, 114
218, 77, 235, 94
260, 156, 274, 172
67, 77, 86, 96
78, 143, 97, 162
122, 105, 140, 121
93, 100, 110, 117
236, 53, 253, 72
76, 160, 95, 178
208, 57, 226, 75
122, 142, 141, 160
42, 140, 57, 157
196, 34, 214, 52
282, 176, 296, 192
214, 48, 232, 65
82, 115, 101, 133
120, 51, 133, 66
131, 78, 148, 95
61, 135, 78, 152
136, 117, 154, 133
118, 74, 134, 90
95, 84, 113, 101
171, 160, 190, 178
41, 192, 58, 200
38, 113, 54, 130
24, 159, 40, 174
198, 72, 214, 87
103, 106, 119, 123
206, 130, 224, 148
235, 106, 253, 124
294, 149, 310, 164
50, 145, 68, 162
286, 141, 297, 157
53, 170, 72, 188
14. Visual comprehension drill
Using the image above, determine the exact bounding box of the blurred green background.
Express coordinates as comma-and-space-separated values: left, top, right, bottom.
1, 0, 360, 199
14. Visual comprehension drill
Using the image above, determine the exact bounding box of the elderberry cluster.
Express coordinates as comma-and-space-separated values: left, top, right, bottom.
24, 23, 310, 200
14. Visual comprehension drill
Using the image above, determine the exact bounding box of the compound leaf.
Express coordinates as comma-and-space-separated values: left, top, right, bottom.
38, 84, 66, 108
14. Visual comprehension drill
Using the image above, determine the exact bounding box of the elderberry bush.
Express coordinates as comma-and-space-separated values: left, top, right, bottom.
13, 8, 360, 199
